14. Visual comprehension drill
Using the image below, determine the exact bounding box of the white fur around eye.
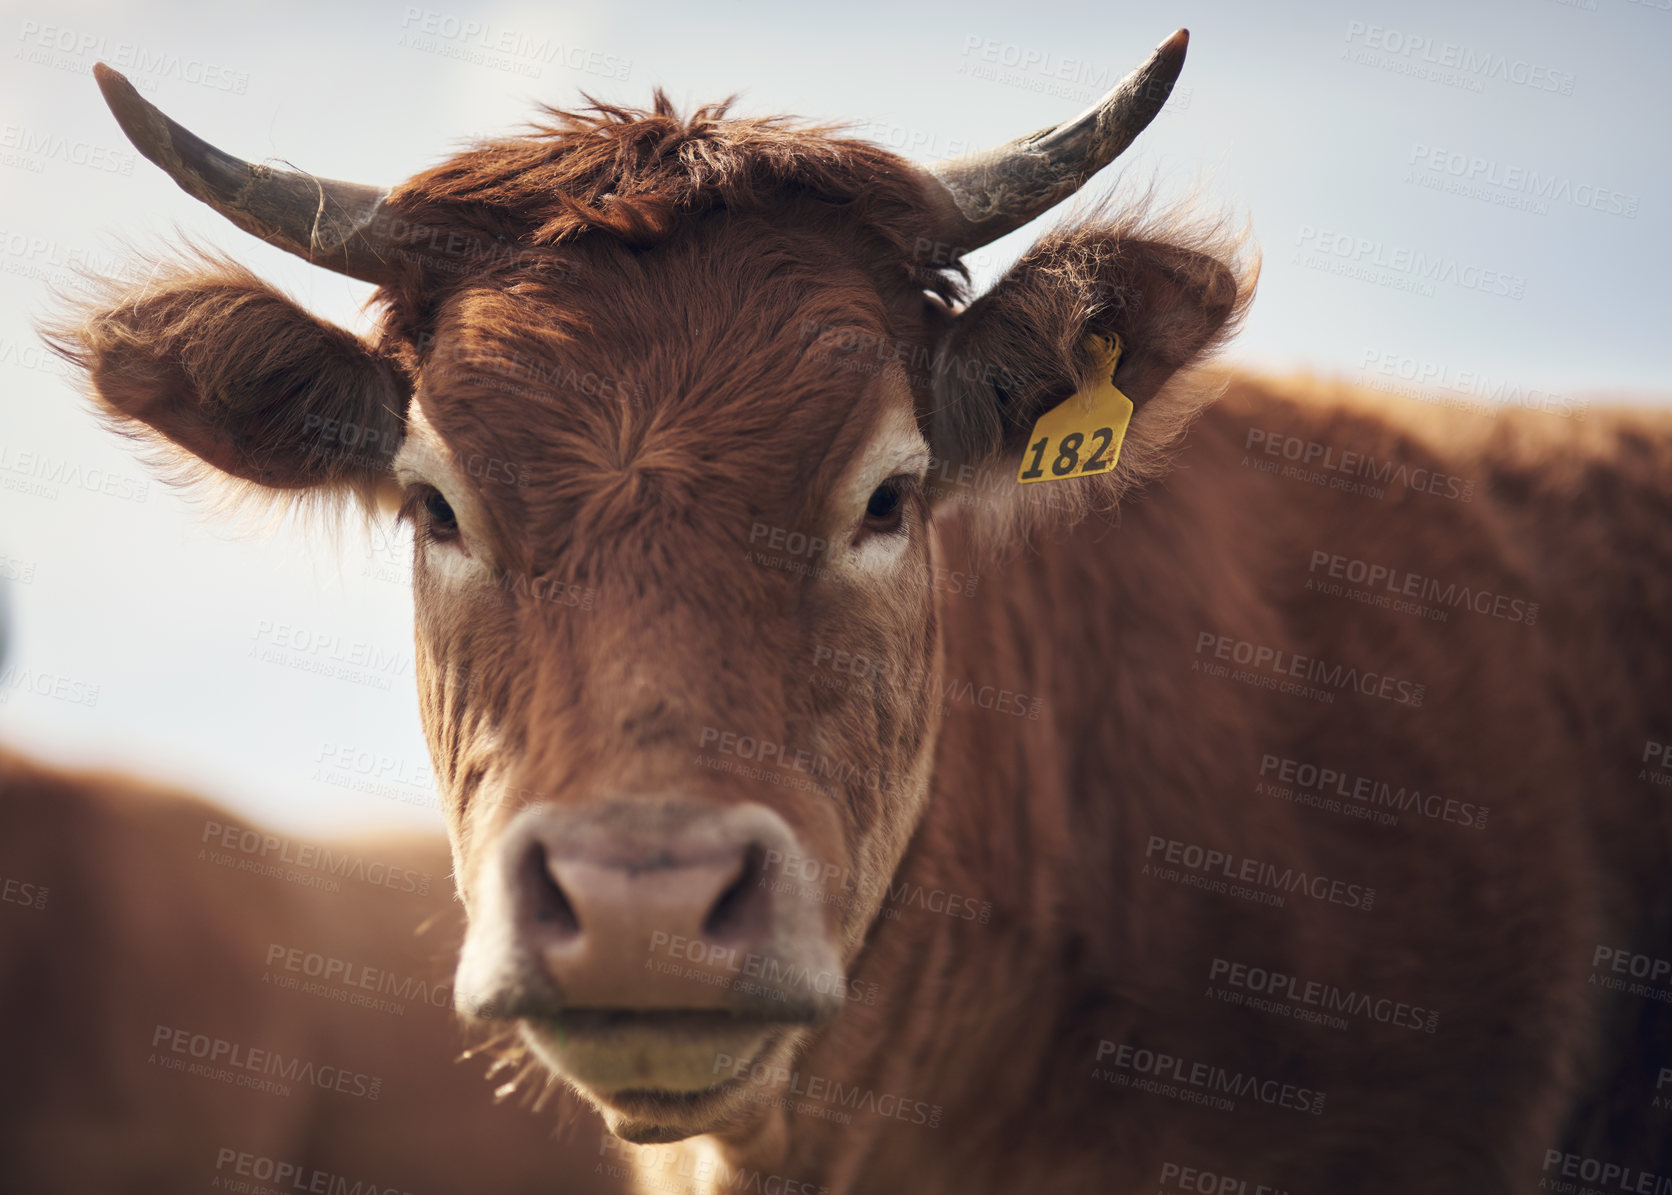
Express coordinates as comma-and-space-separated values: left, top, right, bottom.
392, 402, 495, 588
826, 380, 929, 579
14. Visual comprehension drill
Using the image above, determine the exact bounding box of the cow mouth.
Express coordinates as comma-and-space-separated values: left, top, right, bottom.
519, 1008, 794, 1110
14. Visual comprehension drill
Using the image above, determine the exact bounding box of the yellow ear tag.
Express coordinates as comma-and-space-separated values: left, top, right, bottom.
1016, 332, 1133, 485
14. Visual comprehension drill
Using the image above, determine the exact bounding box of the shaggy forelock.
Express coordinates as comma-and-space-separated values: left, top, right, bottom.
370, 91, 965, 354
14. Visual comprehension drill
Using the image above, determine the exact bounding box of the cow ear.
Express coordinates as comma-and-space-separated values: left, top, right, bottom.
927, 215, 1256, 546
44, 257, 409, 512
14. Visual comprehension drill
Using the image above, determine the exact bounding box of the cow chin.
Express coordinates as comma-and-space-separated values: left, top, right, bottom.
526, 1017, 810, 1142
523, 1013, 775, 1096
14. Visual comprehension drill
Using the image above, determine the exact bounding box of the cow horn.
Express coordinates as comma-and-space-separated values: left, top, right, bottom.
92, 63, 396, 285
920, 28, 1190, 253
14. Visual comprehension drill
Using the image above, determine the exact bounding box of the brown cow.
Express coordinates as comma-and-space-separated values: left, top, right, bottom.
44, 28, 1672, 1193
0, 745, 624, 1193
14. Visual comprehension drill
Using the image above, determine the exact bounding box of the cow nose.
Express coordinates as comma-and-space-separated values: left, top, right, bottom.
528, 840, 771, 960
455, 800, 844, 1022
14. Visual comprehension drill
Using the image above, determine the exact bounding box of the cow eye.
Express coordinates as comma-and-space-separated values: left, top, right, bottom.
862, 477, 910, 536
401, 484, 461, 545
425, 489, 459, 533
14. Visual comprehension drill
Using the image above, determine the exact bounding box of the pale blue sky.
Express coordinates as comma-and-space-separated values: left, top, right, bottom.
1, 0, 1666, 832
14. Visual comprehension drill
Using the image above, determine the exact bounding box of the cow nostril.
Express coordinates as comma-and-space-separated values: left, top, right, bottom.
702, 843, 767, 940
524, 843, 580, 936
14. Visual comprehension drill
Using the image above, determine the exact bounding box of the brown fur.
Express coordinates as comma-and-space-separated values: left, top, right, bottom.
46, 91, 1672, 1191
747, 379, 1672, 1192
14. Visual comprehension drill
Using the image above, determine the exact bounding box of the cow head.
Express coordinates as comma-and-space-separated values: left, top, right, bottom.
49, 31, 1251, 1144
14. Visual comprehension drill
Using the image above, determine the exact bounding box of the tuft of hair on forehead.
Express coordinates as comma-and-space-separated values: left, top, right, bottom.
376, 91, 964, 317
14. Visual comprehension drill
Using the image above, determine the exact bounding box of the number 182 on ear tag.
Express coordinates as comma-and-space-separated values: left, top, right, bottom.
1017, 333, 1133, 485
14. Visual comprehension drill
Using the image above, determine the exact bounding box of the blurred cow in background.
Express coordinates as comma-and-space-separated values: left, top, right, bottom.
0, 743, 625, 1194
